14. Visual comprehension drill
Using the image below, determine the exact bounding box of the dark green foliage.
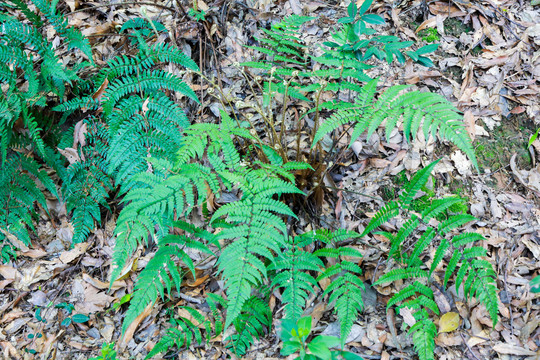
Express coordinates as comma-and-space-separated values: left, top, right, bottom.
0, 0, 91, 257
225, 296, 272, 355
0, 153, 57, 259
120, 17, 166, 46
146, 296, 224, 359
370, 161, 498, 360
59, 118, 111, 243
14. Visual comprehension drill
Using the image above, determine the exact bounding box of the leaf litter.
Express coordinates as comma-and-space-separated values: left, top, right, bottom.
1, 0, 540, 359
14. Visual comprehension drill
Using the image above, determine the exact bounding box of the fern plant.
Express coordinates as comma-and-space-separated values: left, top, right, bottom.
0, 0, 91, 258
313, 77, 477, 169
225, 3, 474, 211
365, 160, 498, 360
146, 295, 224, 359
0, 153, 57, 261
54, 36, 199, 244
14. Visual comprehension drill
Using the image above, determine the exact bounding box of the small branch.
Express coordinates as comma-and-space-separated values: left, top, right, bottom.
67, 2, 177, 16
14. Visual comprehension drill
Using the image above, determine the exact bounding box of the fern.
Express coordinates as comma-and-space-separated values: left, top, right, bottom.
212, 168, 303, 329
0, 153, 56, 259
123, 220, 216, 334
314, 79, 478, 169
59, 118, 111, 243
146, 296, 224, 359
367, 161, 498, 360
269, 234, 324, 321
225, 296, 272, 356
312, 230, 365, 346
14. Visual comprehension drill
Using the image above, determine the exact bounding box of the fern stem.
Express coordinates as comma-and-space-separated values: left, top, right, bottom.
308, 81, 327, 163
279, 79, 291, 153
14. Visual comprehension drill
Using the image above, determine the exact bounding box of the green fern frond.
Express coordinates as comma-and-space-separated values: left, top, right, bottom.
270, 236, 324, 320
314, 78, 477, 168
451, 232, 485, 247
409, 315, 436, 360
420, 197, 463, 221
361, 200, 399, 236
389, 216, 420, 260
225, 296, 272, 356
0, 153, 53, 258
438, 214, 476, 235
102, 70, 198, 115
145, 304, 220, 359
374, 267, 428, 285
399, 160, 440, 207
315, 241, 365, 345
123, 223, 213, 333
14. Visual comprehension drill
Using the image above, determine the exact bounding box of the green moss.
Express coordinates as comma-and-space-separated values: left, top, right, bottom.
418, 28, 440, 43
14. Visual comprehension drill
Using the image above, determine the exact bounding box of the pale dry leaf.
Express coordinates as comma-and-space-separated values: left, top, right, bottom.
463, 110, 476, 142
82, 273, 126, 291
399, 306, 417, 327
467, 329, 490, 347
60, 242, 89, 264
0, 341, 21, 359
450, 150, 472, 176
493, 343, 537, 356
73, 120, 88, 149
58, 147, 80, 164
0, 265, 22, 282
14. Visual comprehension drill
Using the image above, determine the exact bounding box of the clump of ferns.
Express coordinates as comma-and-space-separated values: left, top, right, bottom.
201, 66, 331, 201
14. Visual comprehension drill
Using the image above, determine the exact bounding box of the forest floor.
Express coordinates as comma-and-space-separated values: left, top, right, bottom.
1, 0, 539, 359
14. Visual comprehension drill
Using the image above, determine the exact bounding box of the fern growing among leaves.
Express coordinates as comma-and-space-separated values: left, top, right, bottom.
367, 160, 498, 360
313, 78, 478, 169
269, 234, 324, 321
0, 153, 57, 261
146, 294, 224, 359
0, 0, 89, 258
58, 117, 111, 243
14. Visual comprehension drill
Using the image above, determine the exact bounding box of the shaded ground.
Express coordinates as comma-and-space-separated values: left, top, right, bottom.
0, 0, 539, 359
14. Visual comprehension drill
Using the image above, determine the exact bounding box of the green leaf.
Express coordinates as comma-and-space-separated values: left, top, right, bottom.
416, 43, 439, 55
297, 316, 312, 334
528, 128, 540, 147
281, 340, 302, 356
338, 17, 355, 24
531, 275, 540, 293
358, 0, 373, 15
347, 2, 357, 18
311, 335, 340, 348
61, 317, 72, 327
72, 314, 90, 323
308, 342, 332, 360
362, 14, 385, 25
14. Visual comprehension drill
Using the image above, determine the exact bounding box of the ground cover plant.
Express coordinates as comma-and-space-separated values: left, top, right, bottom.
1, 0, 539, 360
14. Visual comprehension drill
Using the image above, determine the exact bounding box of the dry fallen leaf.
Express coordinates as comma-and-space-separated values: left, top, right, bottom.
118, 302, 154, 351
439, 312, 460, 333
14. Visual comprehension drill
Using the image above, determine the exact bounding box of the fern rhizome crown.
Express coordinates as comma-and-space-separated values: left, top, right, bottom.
0, 1, 499, 360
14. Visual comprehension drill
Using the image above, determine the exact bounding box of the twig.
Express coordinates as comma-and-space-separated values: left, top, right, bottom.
67, 1, 177, 16
459, 331, 482, 360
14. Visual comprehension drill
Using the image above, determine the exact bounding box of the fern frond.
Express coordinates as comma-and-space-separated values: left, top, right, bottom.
270, 236, 324, 320
316, 242, 364, 345
374, 267, 428, 285
361, 200, 399, 236
438, 214, 476, 235
123, 225, 213, 333
399, 160, 439, 207
225, 296, 272, 356
409, 315, 436, 360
